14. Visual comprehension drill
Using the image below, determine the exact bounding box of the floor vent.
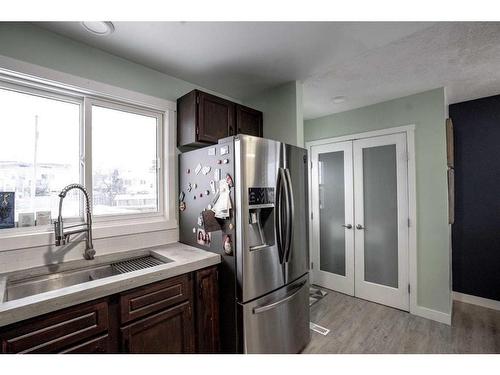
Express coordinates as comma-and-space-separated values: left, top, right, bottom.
310, 322, 330, 336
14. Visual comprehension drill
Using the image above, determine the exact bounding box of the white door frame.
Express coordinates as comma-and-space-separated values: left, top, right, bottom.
310, 141, 355, 295
306, 125, 418, 316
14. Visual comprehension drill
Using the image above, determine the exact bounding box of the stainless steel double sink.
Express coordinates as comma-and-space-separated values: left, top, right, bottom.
2, 254, 171, 303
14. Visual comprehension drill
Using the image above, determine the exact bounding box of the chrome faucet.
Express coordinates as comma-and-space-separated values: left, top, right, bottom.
54, 183, 95, 260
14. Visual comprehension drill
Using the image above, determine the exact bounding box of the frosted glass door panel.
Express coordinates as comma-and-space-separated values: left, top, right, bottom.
362, 145, 398, 288
353, 132, 409, 311
319, 151, 346, 276
311, 140, 354, 295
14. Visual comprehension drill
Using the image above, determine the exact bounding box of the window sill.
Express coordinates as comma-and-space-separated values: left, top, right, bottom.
0, 216, 178, 252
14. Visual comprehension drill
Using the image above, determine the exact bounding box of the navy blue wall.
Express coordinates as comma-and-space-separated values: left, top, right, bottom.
450, 95, 500, 301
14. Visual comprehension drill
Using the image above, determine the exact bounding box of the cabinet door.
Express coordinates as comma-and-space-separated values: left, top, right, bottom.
195, 266, 220, 353
177, 90, 197, 147
198, 91, 235, 143
236, 104, 263, 137
120, 301, 195, 354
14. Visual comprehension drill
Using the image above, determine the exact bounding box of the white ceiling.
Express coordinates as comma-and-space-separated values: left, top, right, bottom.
36, 22, 500, 120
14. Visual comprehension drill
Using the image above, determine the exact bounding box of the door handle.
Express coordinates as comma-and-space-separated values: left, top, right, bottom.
252, 280, 306, 314
342, 224, 353, 229
284, 168, 294, 263
356, 224, 365, 230
280, 168, 291, 262
276, 168, 286, 263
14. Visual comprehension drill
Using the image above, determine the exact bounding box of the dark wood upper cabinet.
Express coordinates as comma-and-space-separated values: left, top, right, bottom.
177, 89, 263, 149
236, 104, 263, 137
198, 91, 235, 143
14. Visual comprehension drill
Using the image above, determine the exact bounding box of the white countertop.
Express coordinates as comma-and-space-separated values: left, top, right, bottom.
0, 242, 220, 328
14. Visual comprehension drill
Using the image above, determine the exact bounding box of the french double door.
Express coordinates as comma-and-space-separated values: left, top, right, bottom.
310, 132, 409, 311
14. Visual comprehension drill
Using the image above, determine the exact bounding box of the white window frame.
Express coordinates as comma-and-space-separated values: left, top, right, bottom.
85, 98, 165, 223
0, 80, 85, 232
0, 58, 177, 252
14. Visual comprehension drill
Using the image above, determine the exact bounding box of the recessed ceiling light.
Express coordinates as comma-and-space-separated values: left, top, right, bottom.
81, 21, 115, 36
332, 96, 346, 104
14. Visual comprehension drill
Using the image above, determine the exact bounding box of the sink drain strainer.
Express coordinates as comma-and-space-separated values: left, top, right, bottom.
111, 256, 164, 274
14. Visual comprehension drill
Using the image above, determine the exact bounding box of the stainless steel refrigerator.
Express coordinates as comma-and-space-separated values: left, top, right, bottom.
179, 134, 310, 353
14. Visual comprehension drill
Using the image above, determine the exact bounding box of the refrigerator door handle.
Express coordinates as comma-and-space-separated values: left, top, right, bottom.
252, 280, 307, 314
284, 168, 294, 263
276, 168, 286, 263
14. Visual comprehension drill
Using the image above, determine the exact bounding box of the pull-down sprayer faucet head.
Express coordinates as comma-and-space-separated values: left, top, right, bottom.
54, 183, 95, 260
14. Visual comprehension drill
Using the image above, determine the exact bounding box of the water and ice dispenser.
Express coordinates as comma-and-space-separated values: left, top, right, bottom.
247, 187, 275, 250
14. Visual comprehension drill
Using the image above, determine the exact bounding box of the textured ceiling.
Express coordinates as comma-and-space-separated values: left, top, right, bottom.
35, 22, 500, 120
304, 22, 500, 119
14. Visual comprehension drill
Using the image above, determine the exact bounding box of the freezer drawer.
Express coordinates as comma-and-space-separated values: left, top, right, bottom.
239, 274, 310, 354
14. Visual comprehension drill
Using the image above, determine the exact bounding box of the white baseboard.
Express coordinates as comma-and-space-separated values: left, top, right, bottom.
411, 305, 452, 325
453, 291, 500, 311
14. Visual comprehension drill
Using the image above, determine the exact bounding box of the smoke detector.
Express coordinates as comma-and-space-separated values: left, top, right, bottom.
81, 21, 115, 36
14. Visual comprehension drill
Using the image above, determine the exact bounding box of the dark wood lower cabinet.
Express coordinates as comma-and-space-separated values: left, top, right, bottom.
0, 299, 109, 354
119, 274, 191, 325
195, 266, 220, 353
61, 334, 110, 354
0, 266, 219, 354
121, 301, 194, 353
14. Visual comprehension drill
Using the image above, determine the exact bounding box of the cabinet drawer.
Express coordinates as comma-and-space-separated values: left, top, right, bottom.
0, 300, 108, 354
119, 274, 191, 324
60, 334, 109, 354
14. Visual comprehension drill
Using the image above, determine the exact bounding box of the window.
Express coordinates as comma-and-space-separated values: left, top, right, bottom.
0, 80, 165, 231
0, 86, 81, 227
91, 104, 159, 216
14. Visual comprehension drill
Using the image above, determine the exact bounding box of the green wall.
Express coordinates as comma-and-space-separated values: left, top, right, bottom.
0, 23, 306, 147
244, 81, 304, 147
305, 88, 451, 314
0, 22, 236, 102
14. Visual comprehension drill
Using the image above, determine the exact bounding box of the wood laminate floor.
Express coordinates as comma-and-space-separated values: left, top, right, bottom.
303, 287, 500, 354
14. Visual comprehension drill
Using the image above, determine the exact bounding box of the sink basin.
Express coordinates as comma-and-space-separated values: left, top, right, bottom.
4, 255, 170, 302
